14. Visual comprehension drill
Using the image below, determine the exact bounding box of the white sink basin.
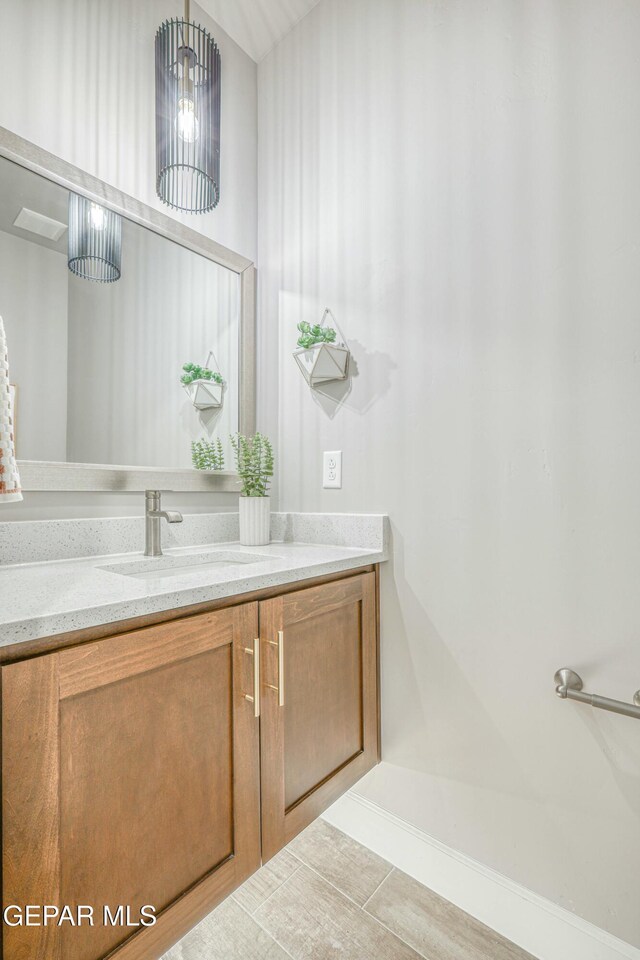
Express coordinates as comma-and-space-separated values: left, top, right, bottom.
100, 550, 271, 581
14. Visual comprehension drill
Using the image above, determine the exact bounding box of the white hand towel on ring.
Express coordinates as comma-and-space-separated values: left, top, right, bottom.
0, 316, 22, 503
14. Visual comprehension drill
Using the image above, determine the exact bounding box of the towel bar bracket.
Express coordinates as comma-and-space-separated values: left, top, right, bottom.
554, 668, 640, 721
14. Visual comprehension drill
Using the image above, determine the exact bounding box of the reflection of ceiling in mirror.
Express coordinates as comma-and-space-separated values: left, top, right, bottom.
0, 156, 241, 472
0, 157, 68, 253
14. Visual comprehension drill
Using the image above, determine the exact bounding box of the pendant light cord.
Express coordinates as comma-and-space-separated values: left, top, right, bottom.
183, 0, 190, 99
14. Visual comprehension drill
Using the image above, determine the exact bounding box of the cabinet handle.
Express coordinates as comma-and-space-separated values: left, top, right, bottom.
243, 638, 260, 717
267, 630, 285, 707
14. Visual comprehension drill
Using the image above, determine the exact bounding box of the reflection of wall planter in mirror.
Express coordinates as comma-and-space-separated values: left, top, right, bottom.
155, 0, 221, 213
181, 351, 224, 409
293, 308, 350, 387
0, 125, 254, 494
68, 194, 122, 283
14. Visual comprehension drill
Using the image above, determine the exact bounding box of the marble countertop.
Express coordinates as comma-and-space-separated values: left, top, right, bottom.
0, 535, 387, 646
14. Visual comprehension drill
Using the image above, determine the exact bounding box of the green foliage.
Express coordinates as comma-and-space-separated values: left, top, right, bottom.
191, 438, 225, 471
230, 432, 274, 498
180, 362, 224, 386
296, 321, 337, 350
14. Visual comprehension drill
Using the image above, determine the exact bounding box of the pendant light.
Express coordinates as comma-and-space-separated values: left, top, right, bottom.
67, 194, 122, 283
155, 0, 221, 213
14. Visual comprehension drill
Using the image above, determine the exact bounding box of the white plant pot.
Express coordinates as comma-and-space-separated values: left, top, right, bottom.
239, 496, 270, 546
293, 342, 350, 386
183, 378, 223, 410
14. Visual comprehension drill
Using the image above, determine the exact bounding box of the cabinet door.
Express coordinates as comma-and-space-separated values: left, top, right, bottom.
2, 604, 261, 960
259, 572, 378, 860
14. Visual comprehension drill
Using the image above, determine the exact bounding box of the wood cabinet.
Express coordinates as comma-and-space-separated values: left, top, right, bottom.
0, 568, 379, 960
259, 571, 378, 860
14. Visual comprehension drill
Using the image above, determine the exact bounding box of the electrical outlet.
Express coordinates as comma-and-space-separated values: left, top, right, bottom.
323, 450, 342, 489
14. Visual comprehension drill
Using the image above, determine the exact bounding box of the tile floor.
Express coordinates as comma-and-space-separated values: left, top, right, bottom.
163, 818, 537, 960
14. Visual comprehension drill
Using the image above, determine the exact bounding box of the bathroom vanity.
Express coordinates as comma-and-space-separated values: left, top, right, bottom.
0, 515, 386, 960
0, 128, 386, 959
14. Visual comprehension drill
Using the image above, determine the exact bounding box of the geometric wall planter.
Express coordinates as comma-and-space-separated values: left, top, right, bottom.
183, 378, 223, 410
182, 351, 224, 410
293, 309, 350, 388
294, 342, 350, 386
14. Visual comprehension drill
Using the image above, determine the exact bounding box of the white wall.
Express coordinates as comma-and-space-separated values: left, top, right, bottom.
258, 0, 640, 947
0, 231, 68, 461
0, 0, 256, 262
0, 0, 257, 518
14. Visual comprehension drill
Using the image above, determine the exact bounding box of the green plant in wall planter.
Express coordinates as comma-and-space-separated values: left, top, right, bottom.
296, 321, 337, 349
293, 309, 350, 387
231, 432, 274, 545
181, 354, 225, 410
191, 438, 225, 471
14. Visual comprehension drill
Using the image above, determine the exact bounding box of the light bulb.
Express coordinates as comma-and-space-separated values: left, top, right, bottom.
177, 97, 199, 143
89, 202, 105, 231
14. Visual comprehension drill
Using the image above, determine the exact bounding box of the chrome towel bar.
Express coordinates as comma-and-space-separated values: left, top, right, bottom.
554, 668, 640, 721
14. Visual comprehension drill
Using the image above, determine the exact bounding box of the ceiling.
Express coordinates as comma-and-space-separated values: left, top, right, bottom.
198, 0, 321, 62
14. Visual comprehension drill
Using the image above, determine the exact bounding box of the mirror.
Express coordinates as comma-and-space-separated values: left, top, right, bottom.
0, 131, 255, 490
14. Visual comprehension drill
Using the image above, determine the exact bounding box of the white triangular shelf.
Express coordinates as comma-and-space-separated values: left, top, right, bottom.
183, 379, 223, 410
293, 342, 350, 386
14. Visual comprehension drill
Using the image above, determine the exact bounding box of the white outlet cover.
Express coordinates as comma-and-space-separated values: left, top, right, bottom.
323, 450, 342, 489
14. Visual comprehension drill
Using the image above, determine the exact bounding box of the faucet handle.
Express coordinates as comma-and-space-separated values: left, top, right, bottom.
145, 489, 161, 510
163, 511, 183, 524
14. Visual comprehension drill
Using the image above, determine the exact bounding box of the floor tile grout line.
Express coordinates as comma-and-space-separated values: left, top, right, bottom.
289, 857, 384, 910
286, 822, 396, 907
360, 886, 527, 960
253, 857, 431, 960
247, 854, 530, 960
233, 852, 304, 915
361, 863, 395, 910
303, 826, 530, 960
248, 861, 304, 915
237, 894, 299, 960
362, 902, 530, 960
361, 879, 534, 960
359, 903, 438, 960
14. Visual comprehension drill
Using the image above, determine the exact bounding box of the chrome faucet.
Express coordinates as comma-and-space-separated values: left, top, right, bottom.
144, 490, 183, 557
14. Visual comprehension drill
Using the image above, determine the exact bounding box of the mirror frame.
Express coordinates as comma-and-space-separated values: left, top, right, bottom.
0, 126, 255, 492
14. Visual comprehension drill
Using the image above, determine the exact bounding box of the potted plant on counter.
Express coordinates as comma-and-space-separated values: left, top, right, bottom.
231, 432, 274, 546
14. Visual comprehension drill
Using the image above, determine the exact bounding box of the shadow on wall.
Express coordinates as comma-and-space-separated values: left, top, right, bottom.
378, 523, 640, 916
381, 523, 546, 804
578, 710, 640, 822
376, 524, 579, 883
308, 339, 397, 419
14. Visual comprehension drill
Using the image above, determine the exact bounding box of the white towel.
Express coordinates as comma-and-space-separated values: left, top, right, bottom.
0, 316, 22, 503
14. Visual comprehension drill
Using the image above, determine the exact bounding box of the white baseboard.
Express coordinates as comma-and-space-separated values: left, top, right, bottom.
321, 791, 640, 960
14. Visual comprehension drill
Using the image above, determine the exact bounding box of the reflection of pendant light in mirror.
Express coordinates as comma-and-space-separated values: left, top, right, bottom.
67, 194, 122, 282
155, 0, 221, 213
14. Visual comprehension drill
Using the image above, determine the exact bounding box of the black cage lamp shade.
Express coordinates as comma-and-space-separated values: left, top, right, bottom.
155, 3, 221, 214
67, 194, 122, 283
